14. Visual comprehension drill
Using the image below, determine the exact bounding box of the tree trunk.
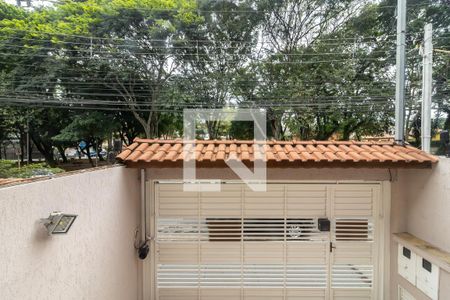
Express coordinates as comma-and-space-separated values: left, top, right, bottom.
57, 145, 68, 163
315, 114, 339, 140
19, 133, 25, 163
96, 140, 105, 161
206, 120, 220, 139
342, 129, 351, 141
269, 117, 283, 140
31, 137, 56, 167
444, 109, 450, 130
27, 142, 33, 163
84, 145, 95, 167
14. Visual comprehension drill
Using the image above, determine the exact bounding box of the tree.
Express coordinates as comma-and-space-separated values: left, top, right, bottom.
82, 0, 201, 138
179, 0, 260, 139
0, 0, 448, 150
233, 0, 367, 139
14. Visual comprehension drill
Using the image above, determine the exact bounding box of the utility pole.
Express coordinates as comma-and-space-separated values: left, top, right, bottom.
421, 24, 433, 153
395, 0, 407, 144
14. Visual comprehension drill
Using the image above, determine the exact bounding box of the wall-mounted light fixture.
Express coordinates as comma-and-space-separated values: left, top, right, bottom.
41, 212, 77, 235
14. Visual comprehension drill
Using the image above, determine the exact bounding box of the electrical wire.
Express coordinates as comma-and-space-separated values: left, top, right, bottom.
0, 27, 398, 44
0, 52, 397, 65
0, 93, 397, 104
0, 33, 397, 46
0, 43, 398, 58
0, 101, 397, 114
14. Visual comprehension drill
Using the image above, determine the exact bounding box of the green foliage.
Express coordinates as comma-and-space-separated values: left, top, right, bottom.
0, 1, 26, 21
0, 0, 448, 150
229, 121, 254, 140
0, 160, 64, 178
54, 111, 118, 143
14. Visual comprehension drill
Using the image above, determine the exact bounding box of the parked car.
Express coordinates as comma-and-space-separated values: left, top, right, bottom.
88, 150, 107, 158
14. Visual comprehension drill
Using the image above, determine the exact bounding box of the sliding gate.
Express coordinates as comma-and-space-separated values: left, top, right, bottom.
152, 183, 380, 300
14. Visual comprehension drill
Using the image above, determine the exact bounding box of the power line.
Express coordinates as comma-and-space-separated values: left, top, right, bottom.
0, 27, 398, 44
0, 61, 401, 81
0, 100, 396, 114
0, 43, 398, 58
0, 33, 397, 46
3, 89, 400, 99
1, 76, 399, 85
0, 93, 397, 105
0, 51, 397, 65
0, 99, 395, 108
1, 79, 400, 89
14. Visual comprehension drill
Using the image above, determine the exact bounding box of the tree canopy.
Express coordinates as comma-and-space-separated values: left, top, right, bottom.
0, 0, 449, 165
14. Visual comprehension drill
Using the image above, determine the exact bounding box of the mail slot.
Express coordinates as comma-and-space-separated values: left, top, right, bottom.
398, 244, 416, 285
318, 218, 330, 232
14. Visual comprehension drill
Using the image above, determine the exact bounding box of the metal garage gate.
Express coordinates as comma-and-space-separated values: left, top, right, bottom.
152, 183, 380, 300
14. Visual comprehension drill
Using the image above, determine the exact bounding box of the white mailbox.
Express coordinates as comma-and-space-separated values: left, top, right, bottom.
416, 256, 439, 300
398, 244, 417, 285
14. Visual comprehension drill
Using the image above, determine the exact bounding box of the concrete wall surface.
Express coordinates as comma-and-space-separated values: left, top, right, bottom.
403, 158, 450, 252
391, 157, 450, 300
1, 160, 448, 300
0, 166, 140, 300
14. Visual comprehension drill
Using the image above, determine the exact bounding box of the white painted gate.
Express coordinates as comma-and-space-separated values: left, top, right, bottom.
151, 183, 380, 300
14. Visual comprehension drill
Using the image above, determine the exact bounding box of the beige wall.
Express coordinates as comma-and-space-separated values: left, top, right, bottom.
146, 166, 393, 181
391, 158, 450, 300
0, 166, 140, 300
402, 158, 450, 252
1, 161, 446, 300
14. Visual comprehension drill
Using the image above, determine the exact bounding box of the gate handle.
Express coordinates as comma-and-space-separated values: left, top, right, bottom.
330, 242, 336, 253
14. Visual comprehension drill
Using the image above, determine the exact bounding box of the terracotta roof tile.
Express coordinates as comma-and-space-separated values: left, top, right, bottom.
316, 144, 331, 152
359, 151, 378, 161
311, 151, 327, 161
299, 151, 315, 162
117, 139, 438, 167
305, 144, 317, 153
335, 151, 351, 161
276, 150, 289, 161
349, 145, 364, 153
323, 151, 338, 161
337, 145, 352, 153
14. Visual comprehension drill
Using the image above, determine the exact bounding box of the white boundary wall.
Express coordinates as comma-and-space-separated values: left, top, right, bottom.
0, 166, 140, 300
392, 157, 450, 300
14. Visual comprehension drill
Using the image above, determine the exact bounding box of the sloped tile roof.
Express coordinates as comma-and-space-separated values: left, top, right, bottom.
117, 139, 438, 167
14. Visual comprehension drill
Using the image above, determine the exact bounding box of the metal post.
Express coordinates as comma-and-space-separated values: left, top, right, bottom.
421, 23, 433, 153
395, 0, 407, 144
140, 169, 146, 243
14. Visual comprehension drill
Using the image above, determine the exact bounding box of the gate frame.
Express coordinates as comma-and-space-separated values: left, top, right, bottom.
142, 180, 391, 300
